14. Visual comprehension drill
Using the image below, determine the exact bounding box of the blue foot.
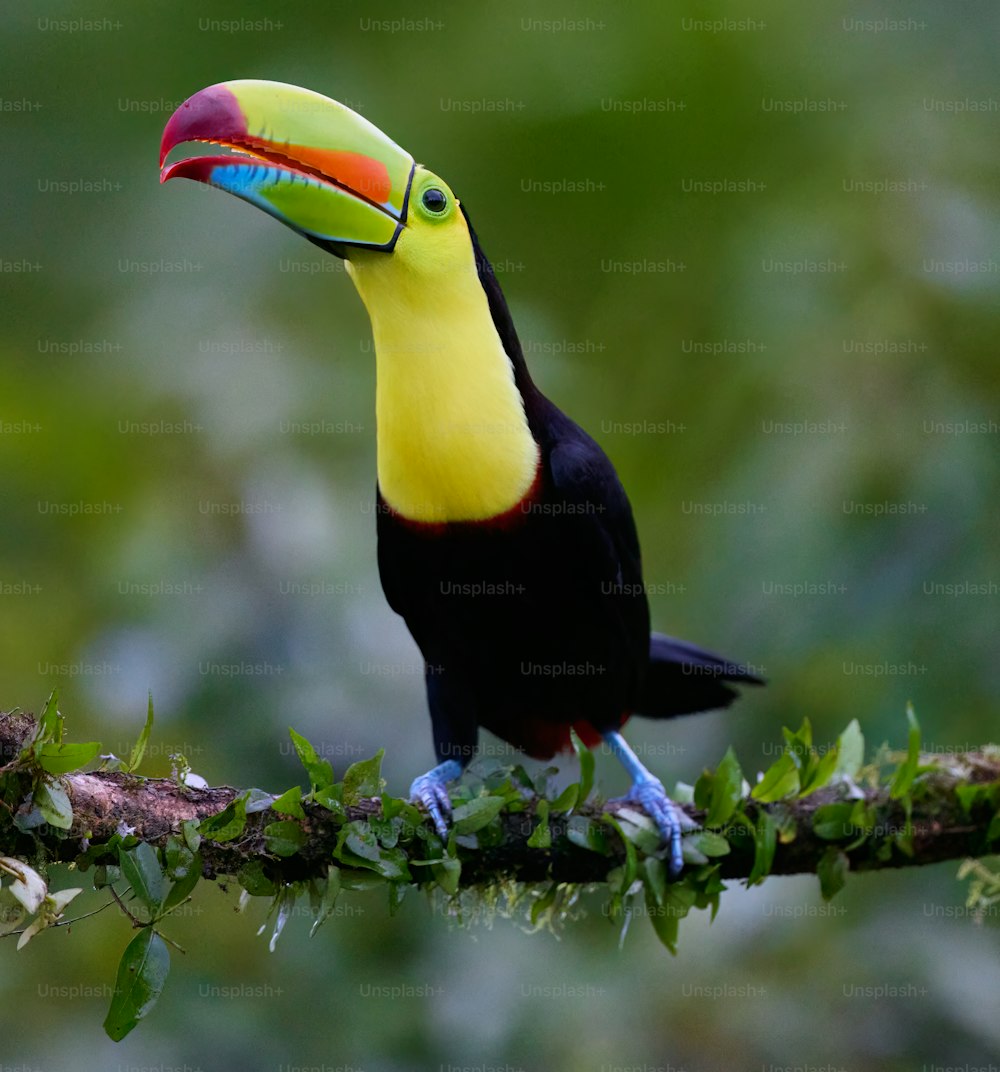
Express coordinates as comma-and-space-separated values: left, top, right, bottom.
409, 760, 463, 838
603, 729, 687, 879
618, 777, 685, 879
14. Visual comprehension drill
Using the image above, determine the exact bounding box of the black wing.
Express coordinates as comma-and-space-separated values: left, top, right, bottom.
541, 404, 651, 710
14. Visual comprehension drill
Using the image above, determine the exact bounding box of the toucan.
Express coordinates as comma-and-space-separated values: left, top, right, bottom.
160, 80, 763, 877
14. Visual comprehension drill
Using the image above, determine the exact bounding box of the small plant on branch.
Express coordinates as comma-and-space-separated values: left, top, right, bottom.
1, 693, 999, 1040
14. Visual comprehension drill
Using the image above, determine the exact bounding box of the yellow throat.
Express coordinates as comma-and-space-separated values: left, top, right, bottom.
347, 218, 539, 524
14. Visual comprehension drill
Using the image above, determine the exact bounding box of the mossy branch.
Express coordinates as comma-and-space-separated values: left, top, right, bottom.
5, 702, 1000, 1041
3, 709, 999, 891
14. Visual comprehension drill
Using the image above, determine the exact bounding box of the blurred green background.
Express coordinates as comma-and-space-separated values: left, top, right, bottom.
3, 0, 999, 1068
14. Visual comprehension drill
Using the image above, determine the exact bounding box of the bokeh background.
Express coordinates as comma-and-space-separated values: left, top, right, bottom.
3, 0, 999, 1068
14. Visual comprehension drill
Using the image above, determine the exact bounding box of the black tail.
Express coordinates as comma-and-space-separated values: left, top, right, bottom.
636, 632, 765, 719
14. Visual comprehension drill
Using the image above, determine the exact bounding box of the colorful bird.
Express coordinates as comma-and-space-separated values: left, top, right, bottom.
160, 80, 762, 877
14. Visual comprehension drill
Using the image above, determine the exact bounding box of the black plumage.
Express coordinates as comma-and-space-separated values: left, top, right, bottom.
376, 210, 761, 767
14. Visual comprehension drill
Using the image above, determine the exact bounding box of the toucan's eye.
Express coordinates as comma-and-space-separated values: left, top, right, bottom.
421, 187, 448, 213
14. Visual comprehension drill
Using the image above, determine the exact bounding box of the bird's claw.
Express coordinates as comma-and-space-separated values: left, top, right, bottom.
409, 759, 462, 839
620, 777, 687, 880
410, 774, 452, 838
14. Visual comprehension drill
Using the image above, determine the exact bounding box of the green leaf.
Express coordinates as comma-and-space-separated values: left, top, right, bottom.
391, 799, 424, 832
614, 808, 663, 855
834, 719, 865, 778
12, 802, 47, 833
747, 809, 776, 886
368, 815, 402, 848
671, 781, 695, 805
692, 865, 726, 920
817, 847, 849, 900
270, 785, 305, 819
336, 819, 379, 861
311, 785, 345, 820
692, 831, 731, 857
289, 728, 334, 790
527, 800, 551, 849
549, 783, 579, 814
510, 764, 534, 790
799, 745, 840, 797
681, 841, 709, 868
570, 727, 595, 805
431, 855, 461, 895
198, 794, 248, 843
335, 821, 411, 880
33, 689, 62, 750
263, 820, 306, 857
333, 870, 385, 892
244, 787, 277, 814
693, 769, 714, 811
180, 820, 201, 853
164, 835, 193, 879
813, 803, 857, 841
35, 779, 73, 830
604, 816, 637, 889
37, 741, 101, 775
119, 843, 166, 917
565, 816, 610, 854
705, 747, 744, 827
237, 859, 278, 898
93, 865, 121, 889
103, 929, 170, 1041
127, 693, 155, 773
163, 855, 201, 913
956, 783, 985, 815
341, 750, 385, 806
890, 703, 922, 800
893, 800, 915, 857
643, 856, 667, 906
848, 799, 875, 832
669, 883, 698, 915
782, 718, 812, 767
75, 832, 126, 868
364, 846, 410, 882
751, 753, 800, 802
645, 883, 697, 955
450, 795, 505, 835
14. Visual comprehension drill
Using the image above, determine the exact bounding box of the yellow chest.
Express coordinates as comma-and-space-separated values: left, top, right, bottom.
348, 253, 539, 524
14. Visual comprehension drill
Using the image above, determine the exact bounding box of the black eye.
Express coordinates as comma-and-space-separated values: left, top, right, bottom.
421, 187, 448, 214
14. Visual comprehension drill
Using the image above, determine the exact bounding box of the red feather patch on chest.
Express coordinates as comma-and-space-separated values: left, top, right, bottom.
486, 712, 631, 760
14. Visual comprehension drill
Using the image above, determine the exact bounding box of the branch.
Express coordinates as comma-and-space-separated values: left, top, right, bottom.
2, 711, 999, 891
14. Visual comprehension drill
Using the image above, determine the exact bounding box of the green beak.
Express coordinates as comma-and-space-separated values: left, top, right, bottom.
160, 79, 415, 254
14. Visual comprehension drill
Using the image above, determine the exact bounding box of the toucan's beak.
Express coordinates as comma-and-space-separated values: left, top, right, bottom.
160, 80, 415, 255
